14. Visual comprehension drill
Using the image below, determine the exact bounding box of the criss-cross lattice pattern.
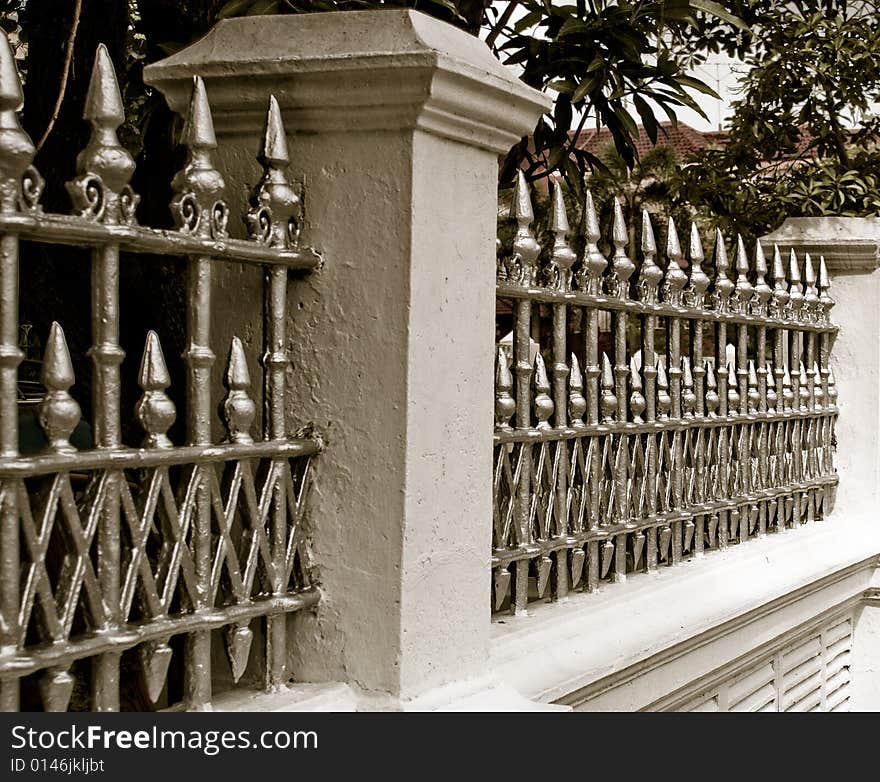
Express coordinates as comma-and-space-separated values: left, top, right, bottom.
492, 174, 838, 615
0, 33, 322, 712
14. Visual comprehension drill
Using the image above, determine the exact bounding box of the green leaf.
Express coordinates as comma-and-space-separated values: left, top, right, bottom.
688, 0, 748, 31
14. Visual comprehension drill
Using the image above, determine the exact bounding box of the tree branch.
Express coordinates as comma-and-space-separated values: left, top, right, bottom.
35, 0, 83, 153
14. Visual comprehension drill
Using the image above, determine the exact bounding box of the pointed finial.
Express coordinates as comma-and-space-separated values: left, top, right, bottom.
607, 198, 635, 299
533, 352, 554, 429
495, 348, 515, 430
171, 76, 227, 237
0, 32, 35, 213
828, 367, 838, 403
247, 95, 301, 248
577, 189, 606, 294
38, 322, 81, 453
600, 353, 617, 423
638, 209, 662, 303
752, 242, 772, 316
261, 94, 289, 167
182, 75, 217, 150
656, 356, 671, 420
83, 44, 124, 125
135, 331, 176, 448
221, 337, 256, 444
726, 355, 740, 413
569, 354, 586, 428
684, 223, 710, 308
798, 361, 809, 410
507, 170, 541, 286
681, 357, 696, 417
766, 361, 778, 413
0, 30, 23, 112
818, 256, 834, 323
813, 362, 824, 407
733, 235, 753, 313
803, 253, 819, 321
705, 360, 719, 417
38, 667, 74, 713
771, 244, 790, 317
629, 357, 646, 423
782, 363, 794, 410
225, 623, 254, 684
788, 248, 805, 320
139, 641, 173, 703
67, 45, 137, 224
547, 177, 577, 291
747, 360, 759, 412
511, 169, 534, 223
712, 227, 734, 312
661, 217, 687, 305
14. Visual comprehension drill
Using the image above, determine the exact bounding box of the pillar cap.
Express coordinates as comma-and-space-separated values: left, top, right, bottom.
760, 216, 880, 273
144, 9, 550, 154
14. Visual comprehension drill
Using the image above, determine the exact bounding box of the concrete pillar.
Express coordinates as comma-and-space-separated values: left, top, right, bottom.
144, 10, 549, 705
761, 217, 880, 517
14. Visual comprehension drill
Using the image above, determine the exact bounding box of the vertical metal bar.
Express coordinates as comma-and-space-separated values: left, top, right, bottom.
0, 232, 21, 712
547, 180, 575, 599
250, 96, 301, 689
171, 76, 225, 709
509, 171, 540, 614
642, 311, 658, 572
91, 244, 124, 712
184, 256, 215, 707
0, 31, 35, 711
66, 46, 137, 713
265, 267, 288, 687
551, 302, 568, 598
667, 314, 683, 565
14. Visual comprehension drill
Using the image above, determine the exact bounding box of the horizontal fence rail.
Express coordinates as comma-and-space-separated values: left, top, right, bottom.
492, 172, 838, 615
0, 37, 321, 710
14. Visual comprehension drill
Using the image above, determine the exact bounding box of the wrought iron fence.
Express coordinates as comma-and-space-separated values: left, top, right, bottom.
493, 173, 838, 615
0, 36, 322, 710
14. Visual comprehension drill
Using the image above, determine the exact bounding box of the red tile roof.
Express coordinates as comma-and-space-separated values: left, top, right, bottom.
574, 121, 726, 161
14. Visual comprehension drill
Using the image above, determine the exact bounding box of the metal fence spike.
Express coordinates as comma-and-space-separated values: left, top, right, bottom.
171, 76, 226, 237
548, 177, 576, 291
261, 95, 290, 167
83, 44, 124, 124
136, 331, 176, 448
533, 352, 554, 429
139, 641, 173, 703
608, 198, 634, 299
247, 95, 301, 248
733, 234, 753, 312
224, 624, 254, 684
38, 667, 74, 712
495, 347, 515, 430
568, 353, 586, 427
638, 209, 662, 303
685, 222, 709, 307
0, 31, 23, 110
600, 353, 617, 423
705, 360, 719, 416
662, 217, 687, 304
37, 322, 81, 454
221, 336, 256, 444
712, 227, 734, 312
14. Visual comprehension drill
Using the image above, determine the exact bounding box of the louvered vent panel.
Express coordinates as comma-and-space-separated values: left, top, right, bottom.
663, 612, 855, 712
728, 661, 776, 712
781, 634, 824, 713
823, 617, 853, 712
681, 695, 719, 712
